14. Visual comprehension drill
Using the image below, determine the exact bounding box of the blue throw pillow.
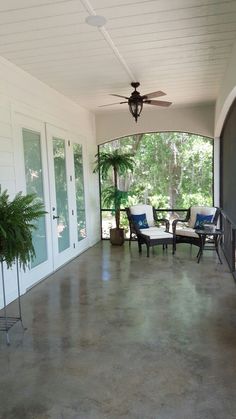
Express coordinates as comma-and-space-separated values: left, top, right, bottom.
131, 213, 149, 229
194, 213, 213, 229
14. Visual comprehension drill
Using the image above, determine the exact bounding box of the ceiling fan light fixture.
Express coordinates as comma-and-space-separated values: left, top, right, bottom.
128, 82, 143, 122
128, 98, 143, 122
101, 82, 171, 121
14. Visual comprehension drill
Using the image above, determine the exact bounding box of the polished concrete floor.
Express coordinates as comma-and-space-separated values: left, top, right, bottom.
0, 241, 236, 419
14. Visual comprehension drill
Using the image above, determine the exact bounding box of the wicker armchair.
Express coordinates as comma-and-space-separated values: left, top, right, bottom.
126, 204, 173, 257
172, 206, 220, 253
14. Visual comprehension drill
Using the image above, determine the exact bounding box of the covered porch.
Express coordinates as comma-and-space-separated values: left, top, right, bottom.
0, 241, 235, 418
0, 1, 236, 417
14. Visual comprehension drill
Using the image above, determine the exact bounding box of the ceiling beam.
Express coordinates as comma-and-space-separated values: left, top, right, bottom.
80, 0, 137, 83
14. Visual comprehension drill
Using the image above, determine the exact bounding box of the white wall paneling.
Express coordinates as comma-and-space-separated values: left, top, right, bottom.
0, 57, 99, 309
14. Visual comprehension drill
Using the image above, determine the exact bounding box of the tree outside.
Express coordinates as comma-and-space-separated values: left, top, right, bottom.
99, 132, 213, 238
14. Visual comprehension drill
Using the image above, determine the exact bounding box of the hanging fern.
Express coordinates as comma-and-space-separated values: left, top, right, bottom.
0, 189, 46, 270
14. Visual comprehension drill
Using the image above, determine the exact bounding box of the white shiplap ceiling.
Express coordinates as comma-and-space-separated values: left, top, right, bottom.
0, 0, 235, 112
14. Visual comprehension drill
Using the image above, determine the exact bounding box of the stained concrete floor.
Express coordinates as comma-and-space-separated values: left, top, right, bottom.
0, 241, 236, 419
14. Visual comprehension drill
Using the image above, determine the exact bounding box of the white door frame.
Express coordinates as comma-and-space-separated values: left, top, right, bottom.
12, 114, 91, 290
46, 124, 78, 269
67, 131, 89, 255
13, 113, 53, 290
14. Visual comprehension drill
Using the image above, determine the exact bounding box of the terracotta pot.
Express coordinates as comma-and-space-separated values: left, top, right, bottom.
110, 228, 125, 246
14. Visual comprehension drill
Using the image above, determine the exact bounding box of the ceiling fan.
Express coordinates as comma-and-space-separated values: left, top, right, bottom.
99, 82, 172, 122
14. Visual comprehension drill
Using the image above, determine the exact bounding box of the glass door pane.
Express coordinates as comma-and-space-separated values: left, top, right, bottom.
52, 137, 70, 253
22, 129, 47, 268
73, 143, 87, 241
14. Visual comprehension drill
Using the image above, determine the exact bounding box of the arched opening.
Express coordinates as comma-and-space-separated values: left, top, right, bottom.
98, 132, 213, 239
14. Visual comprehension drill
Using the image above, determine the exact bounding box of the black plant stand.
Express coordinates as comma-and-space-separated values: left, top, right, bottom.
0, 260, 26, 345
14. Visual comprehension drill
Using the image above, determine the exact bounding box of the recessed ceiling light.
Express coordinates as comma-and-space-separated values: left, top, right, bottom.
85, 15, 106, 27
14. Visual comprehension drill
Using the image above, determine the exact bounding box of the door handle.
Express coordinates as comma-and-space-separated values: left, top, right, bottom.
53, 215, 59, 220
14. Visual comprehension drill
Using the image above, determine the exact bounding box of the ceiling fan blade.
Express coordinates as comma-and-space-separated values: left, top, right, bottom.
98, 101, 127, 107
145, 100, 172, 107
110, 94, 129, 99
142, 91, 166, 99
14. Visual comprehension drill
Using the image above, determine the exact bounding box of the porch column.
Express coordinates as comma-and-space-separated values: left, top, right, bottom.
214, 136, 220, 207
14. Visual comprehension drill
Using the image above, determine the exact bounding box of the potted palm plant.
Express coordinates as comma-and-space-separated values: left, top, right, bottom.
94, 149, 134, 245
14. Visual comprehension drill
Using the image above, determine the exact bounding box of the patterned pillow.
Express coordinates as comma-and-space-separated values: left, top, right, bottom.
194, 213, 213, 229
131, 213, 149, 229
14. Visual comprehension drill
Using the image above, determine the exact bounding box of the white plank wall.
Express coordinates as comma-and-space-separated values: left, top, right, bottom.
0, 56, 100, 308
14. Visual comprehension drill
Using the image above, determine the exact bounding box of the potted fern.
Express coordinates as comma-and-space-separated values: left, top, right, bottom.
0, 189, 46, 343
94, 150, 134, 245
0, 189, 46, 269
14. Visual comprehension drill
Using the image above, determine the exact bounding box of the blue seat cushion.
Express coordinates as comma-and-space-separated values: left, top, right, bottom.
131, 213, 149, 229
194, 213, 213, 229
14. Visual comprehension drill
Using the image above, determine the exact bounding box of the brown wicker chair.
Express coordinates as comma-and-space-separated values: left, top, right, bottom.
126, 204, 173, 257
172, 206, 220, 253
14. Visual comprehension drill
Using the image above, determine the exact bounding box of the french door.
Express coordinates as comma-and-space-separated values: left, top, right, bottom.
47, 124, 88, 270
14, 115, 53, 290
14, 116, 88, 290
47, 125, 75, 268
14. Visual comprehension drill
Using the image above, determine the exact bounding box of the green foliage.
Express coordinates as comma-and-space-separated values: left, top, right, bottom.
94, 150, 134, 181
0, 189, 46, 269
99, 132, 213, 221
103, 187, 129, 210
94, 150, 135, 228
180, 193, 212, 208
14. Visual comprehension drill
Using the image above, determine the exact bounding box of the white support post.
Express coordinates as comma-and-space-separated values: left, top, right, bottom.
214, 137, 220, 207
